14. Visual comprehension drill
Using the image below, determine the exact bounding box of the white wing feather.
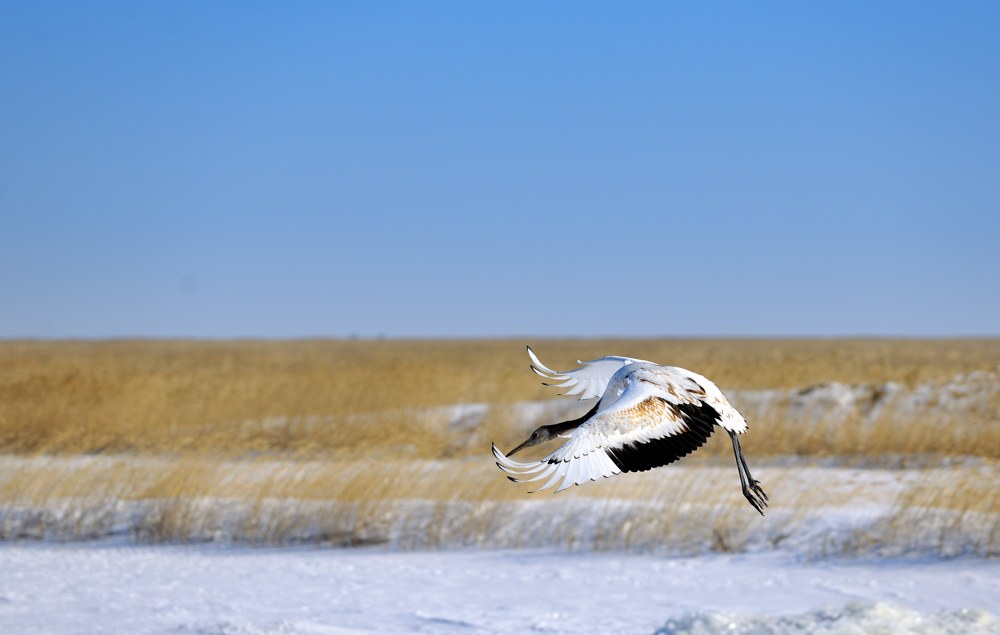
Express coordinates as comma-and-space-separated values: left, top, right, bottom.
670, 367, 748, 434
526, 346, 650, 400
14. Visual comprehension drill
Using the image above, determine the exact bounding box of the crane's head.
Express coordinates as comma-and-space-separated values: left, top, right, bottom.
506, 426, 555, 457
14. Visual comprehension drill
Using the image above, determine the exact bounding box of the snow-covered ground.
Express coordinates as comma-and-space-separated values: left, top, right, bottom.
4, 454, 996, 557
1, 544, 998, 635
2, 369, 997, 633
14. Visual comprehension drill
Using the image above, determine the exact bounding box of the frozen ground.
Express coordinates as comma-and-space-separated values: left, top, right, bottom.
4, 454, 996, 557
1, 544, 998, 635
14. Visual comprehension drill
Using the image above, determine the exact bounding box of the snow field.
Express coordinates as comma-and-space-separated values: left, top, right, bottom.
1, 544, 998, 635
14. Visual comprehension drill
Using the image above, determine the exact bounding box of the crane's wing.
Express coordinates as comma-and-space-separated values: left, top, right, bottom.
526, 346, 649, 400
670, 366, 748, 434
493, 367, 721, 492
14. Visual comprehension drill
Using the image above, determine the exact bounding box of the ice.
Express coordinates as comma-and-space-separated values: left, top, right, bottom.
658, 602, 1000, 635
1, 545, 999, 634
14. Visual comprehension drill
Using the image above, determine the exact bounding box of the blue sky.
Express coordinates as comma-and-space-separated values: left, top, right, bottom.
1, 2, 998, 338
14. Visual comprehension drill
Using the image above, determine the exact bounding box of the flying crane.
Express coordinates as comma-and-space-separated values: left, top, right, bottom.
492, 347, 769, 515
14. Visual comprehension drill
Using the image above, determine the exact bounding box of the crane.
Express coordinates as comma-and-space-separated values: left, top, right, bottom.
492, 347, 769, 515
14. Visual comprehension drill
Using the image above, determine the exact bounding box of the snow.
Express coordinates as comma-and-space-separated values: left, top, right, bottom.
4, 456, 995, 557
1, 544, 998, 635
726, 367, 1000, 428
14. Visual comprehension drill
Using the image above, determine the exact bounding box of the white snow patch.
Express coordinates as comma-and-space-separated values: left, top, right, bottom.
726, 367, 1000, 429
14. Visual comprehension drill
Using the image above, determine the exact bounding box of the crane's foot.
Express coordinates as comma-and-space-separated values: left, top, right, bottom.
742, 479, 768, 516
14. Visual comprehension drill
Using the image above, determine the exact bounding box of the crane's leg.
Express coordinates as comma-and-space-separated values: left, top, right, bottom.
727, 430, 768, 515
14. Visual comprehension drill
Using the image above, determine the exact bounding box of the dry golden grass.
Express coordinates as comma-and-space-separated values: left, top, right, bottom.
1, 338, 998, 457
1, 339, 998, 554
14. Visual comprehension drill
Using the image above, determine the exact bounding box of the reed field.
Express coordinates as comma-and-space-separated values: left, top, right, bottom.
1, 338, 998, 556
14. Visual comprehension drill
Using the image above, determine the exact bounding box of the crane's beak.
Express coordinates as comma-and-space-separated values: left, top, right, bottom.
506, 430, 544, 457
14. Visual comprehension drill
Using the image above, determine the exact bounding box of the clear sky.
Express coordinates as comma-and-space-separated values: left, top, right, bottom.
2, 2, 998, 338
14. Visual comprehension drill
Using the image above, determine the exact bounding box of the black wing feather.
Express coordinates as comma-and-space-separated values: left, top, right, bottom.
607, 401, 720, 474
